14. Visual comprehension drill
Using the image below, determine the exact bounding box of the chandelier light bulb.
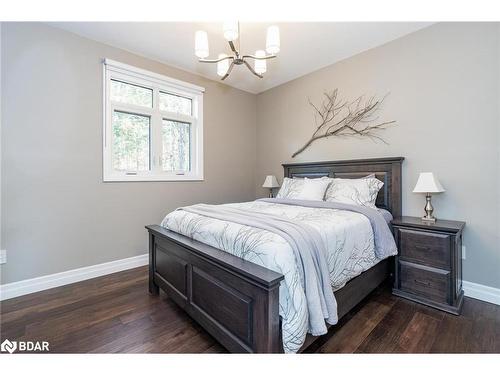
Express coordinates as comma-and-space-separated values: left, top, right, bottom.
266, 25, 280, 54
217, 54, 229, 77
194, 31, 209, 58
223, 21, 239, 42
254, 50, 267, 74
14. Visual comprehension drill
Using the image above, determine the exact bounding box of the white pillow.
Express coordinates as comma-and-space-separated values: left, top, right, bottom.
276, 176, 331, 200
276, 177, 304, 199
324, 176, 383, 208
295, 178, 332, 201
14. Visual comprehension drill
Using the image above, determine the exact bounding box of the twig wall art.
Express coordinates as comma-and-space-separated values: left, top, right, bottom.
292, 89, 396, 158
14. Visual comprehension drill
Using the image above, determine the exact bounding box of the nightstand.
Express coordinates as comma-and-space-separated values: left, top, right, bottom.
391, 216, 465, 315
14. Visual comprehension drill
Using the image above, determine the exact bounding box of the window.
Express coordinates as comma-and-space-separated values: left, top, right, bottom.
103, 59, 204, 181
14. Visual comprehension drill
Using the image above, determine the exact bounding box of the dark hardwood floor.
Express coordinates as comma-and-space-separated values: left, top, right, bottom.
1, 266, 499, 353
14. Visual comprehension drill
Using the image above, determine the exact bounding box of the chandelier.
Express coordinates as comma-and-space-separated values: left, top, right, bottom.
194, 22, 280, 80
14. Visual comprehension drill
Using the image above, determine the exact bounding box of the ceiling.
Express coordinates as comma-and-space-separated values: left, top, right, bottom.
50, 22, 433, 94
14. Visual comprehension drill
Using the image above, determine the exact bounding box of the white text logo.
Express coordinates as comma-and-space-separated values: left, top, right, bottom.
1, 339, 49, 353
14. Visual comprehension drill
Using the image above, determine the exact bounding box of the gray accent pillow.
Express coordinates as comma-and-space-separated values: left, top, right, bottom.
324, 175, 384, 208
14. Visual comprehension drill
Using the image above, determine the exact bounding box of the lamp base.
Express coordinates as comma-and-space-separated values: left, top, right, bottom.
421, 193, 437, 222
269, 189, 274, 198
421, 216, 437, 223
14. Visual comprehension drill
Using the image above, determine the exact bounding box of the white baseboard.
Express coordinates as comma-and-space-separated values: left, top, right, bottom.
0, 254, 148, 301
1, 256, 499, 306
463, 280, 500, 306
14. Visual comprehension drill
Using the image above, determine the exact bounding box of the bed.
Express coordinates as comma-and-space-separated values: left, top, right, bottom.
146, 157, 404, 353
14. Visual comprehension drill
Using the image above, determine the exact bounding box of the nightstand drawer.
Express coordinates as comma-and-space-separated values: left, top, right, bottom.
399, 261, 450, 304
397, 228, 451, 269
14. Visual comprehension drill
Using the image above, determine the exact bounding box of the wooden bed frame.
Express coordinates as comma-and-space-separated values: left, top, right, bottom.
146, 157, 404, 353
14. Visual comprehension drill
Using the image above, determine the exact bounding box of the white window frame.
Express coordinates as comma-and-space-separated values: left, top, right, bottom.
103, 59, 204, 182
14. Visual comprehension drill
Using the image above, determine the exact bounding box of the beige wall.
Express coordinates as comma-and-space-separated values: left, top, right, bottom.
1, 23, 257, 283
2, 22, 499, 290
256, 23, 500, 288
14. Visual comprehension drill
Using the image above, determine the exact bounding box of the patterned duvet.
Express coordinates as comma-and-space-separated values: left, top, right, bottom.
161, 200, 394, 353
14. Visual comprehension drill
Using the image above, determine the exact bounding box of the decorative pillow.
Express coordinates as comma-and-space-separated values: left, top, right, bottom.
324, 175, 383, 208
276, 177, 304, 199
276, 177, 331, 200
295, 178, 332, 201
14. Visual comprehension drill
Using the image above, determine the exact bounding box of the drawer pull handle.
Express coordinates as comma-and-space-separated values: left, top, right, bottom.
415, 245, 430, 251
414, 279, 431, 287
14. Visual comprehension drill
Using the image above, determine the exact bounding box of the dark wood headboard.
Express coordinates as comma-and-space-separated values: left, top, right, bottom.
282, 157, 404, 217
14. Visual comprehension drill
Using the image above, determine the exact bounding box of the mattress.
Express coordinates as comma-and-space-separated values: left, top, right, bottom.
161, 200, 394, 353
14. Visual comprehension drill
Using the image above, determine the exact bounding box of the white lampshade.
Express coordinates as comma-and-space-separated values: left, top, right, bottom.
217, 54, 229, 77
194, 31, 209, 58
266, 25, 280, 54
413, 172, 445, 193
254, 50, 267, 74
223, 21, 239, 41
262, 175, 280, 188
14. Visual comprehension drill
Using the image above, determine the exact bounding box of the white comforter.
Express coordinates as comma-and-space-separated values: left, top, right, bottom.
161, 200, 392, 353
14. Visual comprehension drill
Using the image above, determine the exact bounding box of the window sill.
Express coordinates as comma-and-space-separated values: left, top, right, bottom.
103, 173, 204, 182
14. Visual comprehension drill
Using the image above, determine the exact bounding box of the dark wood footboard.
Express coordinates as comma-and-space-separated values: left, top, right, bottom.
147, 224, 284, 353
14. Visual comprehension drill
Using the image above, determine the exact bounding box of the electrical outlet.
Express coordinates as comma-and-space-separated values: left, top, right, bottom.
462, 245, 466, 260
0, 250, 6, 264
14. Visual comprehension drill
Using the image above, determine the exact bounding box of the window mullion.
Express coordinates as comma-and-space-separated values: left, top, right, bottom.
111, 103, 154, 116
159, 111, 194, 124
151, 87, 163, 174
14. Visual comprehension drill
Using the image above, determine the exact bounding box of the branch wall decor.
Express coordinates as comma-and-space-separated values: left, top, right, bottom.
291, 89, 396, 158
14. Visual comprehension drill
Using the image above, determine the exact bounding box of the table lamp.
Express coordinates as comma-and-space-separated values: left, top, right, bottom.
413, 172, 445, 222
262, 175, 280, 198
